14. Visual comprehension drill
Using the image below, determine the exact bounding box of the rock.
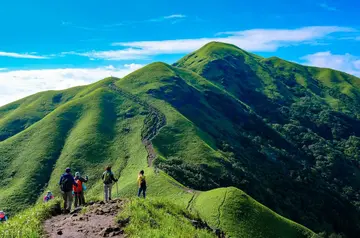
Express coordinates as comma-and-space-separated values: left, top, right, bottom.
57, 230, 63, 235
70, 207, 82, 214
118, 217, 130, 227
50, 203, 62, 216
71, 213, 78, 218
99, 227, 114, 237
99, 201, 105, 205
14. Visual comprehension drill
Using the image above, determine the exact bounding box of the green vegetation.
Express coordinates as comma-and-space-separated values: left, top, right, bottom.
117, 198, 215, 238
0, 199, 60, 238
191, 188, 315, 238
0, 42, 359, 237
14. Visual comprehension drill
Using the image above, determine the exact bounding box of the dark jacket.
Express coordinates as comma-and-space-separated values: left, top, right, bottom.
102, 170, 117, 185
59, 173, 77, 192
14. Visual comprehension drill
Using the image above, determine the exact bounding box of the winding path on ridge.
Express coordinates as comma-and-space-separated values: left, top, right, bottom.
108, 84, 166, 167
108, 84, 195, 195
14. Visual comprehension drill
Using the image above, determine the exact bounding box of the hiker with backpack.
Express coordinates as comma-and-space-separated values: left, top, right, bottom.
43, 191, 54, 202
102, 166, 118, 202
73, 172, 89, 208
137, 170, 147, 198
0, 211, 8, 222
59, 167, 78, 213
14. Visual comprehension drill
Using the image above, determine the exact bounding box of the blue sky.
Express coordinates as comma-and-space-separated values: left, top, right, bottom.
0, 0, 359, 105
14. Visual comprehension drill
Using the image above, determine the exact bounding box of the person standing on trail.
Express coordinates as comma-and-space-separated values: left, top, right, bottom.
73, 172, 89, 208
43, 191, 54, 202
59, 167, 78, 213
137, 170, 147, 198
102, 166, 118, 202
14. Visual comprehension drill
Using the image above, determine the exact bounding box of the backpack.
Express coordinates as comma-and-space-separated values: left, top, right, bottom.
60, 175, 73, 192
73, 179, 82, 193
139, 176, 146, 188
103, 171, 113, 184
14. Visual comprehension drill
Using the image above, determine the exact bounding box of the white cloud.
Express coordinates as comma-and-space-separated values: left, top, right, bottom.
301, 51, 360, 76
0, 52, 48, 59
0, 64, 143, 106
0, 68, 7, 71
75, 26, 353, 60
163, 14, 187, 19
319, 3, 337, 11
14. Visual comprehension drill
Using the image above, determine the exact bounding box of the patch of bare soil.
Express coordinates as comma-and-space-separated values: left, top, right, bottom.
44, 199, 127, 238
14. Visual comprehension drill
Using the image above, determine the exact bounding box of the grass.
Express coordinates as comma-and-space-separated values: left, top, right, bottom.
116, 197, 215, 238
191, 188, 316, 238
1, 41, 359, 237
0, 199, 60, 238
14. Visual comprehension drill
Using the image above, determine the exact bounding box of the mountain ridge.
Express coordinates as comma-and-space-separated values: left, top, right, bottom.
0, 42, 359, 237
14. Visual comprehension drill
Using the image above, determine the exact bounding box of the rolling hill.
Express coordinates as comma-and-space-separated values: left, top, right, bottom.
0, 42, 359, 237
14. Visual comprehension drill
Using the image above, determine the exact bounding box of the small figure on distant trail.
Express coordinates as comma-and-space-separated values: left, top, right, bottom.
73, 172, 89, 208
102, 166, 118, 202
59, 167, 78, 213
137, 170, 147, 198
0, 211, 8, 222
43, 191, 54, 202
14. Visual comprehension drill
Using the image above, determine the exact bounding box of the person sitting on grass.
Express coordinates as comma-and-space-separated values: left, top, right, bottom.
43, 191, 54, 202
0, 211, 8, 222
137, 170, 147, 198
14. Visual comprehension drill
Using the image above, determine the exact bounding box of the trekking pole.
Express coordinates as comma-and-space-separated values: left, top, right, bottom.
116, 181, 119, 198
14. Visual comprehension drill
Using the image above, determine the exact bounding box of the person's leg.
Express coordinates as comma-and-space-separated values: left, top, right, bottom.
108, 184, 113, 200
143, 187, 146, 198
137, 187, 142, 197
74, 194, 79, 208
104, 184, 108, 202
80, 191, 85, 205
67, 191, 73, 211
62, 192, 67, 210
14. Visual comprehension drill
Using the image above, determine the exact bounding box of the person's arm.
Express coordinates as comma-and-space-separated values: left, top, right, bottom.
137, 176, 141, 187
80, 177, 87, 183
111, 173, 118, 182
59, 175, 63, 185
102, 173, 104, 180
71, 175, 78, 186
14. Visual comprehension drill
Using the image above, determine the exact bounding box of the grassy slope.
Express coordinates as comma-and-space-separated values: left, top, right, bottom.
0, 45, 327, 237
191, 188, 315, 238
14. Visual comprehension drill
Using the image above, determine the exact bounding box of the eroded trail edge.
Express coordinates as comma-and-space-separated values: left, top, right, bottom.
108, 84, 166, 167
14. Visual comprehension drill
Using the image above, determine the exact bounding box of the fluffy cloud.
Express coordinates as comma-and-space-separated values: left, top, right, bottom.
0, 64, 143, 106
74, 26, 353, 60
0, 52, 48, 59
301, 51, 360, 76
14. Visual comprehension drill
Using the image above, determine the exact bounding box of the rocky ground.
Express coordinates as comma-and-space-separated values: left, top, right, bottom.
44, 199, 127, 238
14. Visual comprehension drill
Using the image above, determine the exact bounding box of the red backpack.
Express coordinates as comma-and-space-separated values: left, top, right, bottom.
73, 179, 82, 193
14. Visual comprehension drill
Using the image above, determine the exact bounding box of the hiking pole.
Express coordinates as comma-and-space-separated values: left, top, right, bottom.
116, 181, 119, 198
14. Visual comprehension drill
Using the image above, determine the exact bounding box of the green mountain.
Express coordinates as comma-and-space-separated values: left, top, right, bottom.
0, 42, 359, 237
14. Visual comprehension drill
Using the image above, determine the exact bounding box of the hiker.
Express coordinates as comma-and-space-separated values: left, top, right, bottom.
0, 211, 8, 222
73, 172, 89, 208
137, 170, 147, 198
102, 166, 118, 202
43, 191, 54, 202
59, 167, 78, 213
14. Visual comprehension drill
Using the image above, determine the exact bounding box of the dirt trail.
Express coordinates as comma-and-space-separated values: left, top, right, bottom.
108, 84, 166, 167
44, 199, 126, 238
